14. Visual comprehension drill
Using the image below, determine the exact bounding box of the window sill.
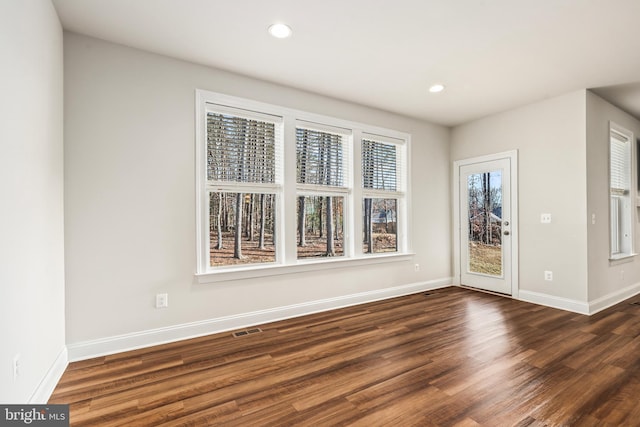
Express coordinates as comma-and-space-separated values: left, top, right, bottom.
609, 253, 637, 265
195, 252, 415, 284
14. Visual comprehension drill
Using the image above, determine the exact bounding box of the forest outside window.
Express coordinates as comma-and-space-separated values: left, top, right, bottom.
297, 195, 345, 258
196, 90, 411, 278
209, 192, 277, 266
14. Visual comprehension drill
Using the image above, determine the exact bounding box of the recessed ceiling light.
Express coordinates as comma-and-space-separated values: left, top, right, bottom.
268, 23, 292, 39
429, 84, 445, 93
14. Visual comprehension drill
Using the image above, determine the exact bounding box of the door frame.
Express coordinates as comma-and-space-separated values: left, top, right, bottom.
453, 150, 519, 298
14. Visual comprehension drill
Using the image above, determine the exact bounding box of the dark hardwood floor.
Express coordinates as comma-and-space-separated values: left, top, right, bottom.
50, 287, 640, 426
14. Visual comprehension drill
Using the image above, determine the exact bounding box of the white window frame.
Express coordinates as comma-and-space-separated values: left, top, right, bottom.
295, 121, 353, 259
360, 134, 407, 255
609, 121, 635, 260
195, 90, 412, 283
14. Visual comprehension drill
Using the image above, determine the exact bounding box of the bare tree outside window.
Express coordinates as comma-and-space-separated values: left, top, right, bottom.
209, 192, 276, 266
296, 196, 344, 258
467, 171, 502, 275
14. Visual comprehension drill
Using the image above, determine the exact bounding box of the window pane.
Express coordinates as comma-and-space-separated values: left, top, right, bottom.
296, 128, 344, 187
362, 140, 397, 191
466, 172, 502, 276
297, 195, 344, 258
209, 192, 276, 267
610, 132, 630, 193
363, 198, 397, 253
207, 113, 276, 183
610, 196, 621, 254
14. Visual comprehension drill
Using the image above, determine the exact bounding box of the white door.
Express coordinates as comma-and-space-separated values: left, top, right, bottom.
459, 157, 513, 295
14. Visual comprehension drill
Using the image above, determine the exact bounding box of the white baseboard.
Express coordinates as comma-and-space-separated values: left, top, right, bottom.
518, 290, 590, 315
29, 346, 68, 404
588, 282, 640, 315
67, 278, 452, 361
518, 283, 640, 316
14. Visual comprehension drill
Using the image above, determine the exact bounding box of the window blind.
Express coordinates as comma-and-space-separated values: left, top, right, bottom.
362, 139, 397, 191
610, 131, 630, 195
207, 112, 277, 184
296, 127, 345, 187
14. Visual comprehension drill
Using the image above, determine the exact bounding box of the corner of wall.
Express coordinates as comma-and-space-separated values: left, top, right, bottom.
30, 348, 68, 404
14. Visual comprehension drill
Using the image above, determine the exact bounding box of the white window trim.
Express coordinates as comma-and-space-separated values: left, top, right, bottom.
608, 121, 636, 261
195, 89, 411, 282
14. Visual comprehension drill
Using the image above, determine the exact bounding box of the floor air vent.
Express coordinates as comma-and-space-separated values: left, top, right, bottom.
232, 328, 263, 338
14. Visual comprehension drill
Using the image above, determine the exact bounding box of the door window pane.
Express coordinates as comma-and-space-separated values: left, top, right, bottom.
467, 172, 502, 276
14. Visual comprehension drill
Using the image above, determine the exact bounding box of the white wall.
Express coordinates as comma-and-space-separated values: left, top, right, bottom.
0, 0, 66, 403
63, 33, 451, 357
451, 91, 589, 308
586, 91, 640, 308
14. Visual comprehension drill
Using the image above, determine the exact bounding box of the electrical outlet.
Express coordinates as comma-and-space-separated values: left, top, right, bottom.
414, 263, 420, 272
544, 271, 553, 281
156, 293, 168, 309
541, 213, 552, 224
13, 354, 20, 381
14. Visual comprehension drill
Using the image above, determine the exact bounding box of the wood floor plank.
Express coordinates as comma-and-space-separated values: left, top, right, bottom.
50, 287, 640, 426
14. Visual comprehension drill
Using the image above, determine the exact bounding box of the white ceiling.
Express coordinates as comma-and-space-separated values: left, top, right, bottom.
51, 0, 640, 127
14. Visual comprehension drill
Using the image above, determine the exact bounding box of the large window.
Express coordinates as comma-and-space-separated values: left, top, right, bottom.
196, 91, 410, 280
609, 122, 634, 259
